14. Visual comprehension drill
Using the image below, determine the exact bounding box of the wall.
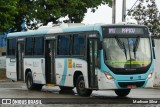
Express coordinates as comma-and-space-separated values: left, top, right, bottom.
153, 39, 160, 86
0, 56, 6, 69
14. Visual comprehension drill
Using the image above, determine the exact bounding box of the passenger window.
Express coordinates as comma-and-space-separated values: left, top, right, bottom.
25, 37, 44, 56
57, 35, 70, 55
7, 38, 16, 56
25, 38, 33, 55
34, 37, 44, 55
72, 34, 85, 55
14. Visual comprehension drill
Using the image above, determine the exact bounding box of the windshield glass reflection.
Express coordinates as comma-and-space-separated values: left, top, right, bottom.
103, 38, 151, 68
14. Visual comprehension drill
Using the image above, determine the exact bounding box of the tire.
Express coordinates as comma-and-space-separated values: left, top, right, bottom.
115, 89, 131, 97
76, 75, 92, 97
59, 86, 74, 90
26, 72, 42, 90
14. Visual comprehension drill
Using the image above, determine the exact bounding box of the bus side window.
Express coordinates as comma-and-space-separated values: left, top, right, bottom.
34, 37, 44, 55
72, 34, 85, 56
25, 38, 33, 55
7, 38, 16, 56
57, 35, 70, 55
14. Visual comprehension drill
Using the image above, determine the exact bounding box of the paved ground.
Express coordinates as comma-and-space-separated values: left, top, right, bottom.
0, 81, 160, 107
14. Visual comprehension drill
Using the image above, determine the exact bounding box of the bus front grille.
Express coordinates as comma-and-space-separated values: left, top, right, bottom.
118, 81, 145, 88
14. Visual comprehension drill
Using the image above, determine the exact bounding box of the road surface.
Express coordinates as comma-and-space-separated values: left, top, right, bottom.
0, 81, 160, 106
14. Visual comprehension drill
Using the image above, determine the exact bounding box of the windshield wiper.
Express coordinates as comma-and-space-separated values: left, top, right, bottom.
133, 36, 140, 59
115, 37, 127, 60
123, 42, 127, 60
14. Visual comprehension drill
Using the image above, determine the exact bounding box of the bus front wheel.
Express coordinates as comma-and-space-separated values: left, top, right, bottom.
76, 75, 92, 97
114, 89, 131, 97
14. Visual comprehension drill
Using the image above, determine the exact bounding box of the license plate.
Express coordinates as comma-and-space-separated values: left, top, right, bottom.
127, 85, 136, 89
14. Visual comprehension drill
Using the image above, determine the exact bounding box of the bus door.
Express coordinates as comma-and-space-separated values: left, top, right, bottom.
17, 40, 24, 81
87, 35, 99, 88
45, 39, 56, 84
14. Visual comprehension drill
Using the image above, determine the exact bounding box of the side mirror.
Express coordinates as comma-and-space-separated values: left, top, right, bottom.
99, 41, 103, 50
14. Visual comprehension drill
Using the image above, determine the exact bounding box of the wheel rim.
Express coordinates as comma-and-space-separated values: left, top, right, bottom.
78, 79, 85, 92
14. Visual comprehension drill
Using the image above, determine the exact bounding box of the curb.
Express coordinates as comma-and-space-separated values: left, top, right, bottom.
153, 87, 160, 89
0, 79, 12, 82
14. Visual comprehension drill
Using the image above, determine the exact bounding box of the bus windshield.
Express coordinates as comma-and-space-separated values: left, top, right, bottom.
103, 37, 151, 69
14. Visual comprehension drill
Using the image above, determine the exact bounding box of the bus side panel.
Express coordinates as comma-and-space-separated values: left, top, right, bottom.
55, 58, 89, 88
55, 58, 64, 86
24, 58, 46, 84
6, 58, 17, 81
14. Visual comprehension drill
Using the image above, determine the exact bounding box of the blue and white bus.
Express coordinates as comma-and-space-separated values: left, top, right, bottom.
6, 23, 155, 97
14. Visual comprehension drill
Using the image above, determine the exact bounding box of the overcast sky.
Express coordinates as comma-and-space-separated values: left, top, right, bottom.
82, 0, 160, 24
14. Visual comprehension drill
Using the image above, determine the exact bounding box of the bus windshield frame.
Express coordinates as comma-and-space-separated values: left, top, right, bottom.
102, 25, 152, 75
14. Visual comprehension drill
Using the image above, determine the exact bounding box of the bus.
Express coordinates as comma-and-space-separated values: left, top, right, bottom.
6, 23, 155, 97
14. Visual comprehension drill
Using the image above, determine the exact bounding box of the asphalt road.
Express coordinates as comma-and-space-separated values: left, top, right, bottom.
0, 81, 160, 106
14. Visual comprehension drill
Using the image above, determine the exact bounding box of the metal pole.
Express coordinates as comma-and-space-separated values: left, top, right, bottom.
122, 0, 126, 22
112, 0, 116, 24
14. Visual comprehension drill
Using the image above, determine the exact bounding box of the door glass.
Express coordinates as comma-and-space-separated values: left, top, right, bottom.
94, 41, 98, 65
18, 42, 24, 80
88, 39, 98, 88
94, 41, 98, 75
90, 41, 93, 63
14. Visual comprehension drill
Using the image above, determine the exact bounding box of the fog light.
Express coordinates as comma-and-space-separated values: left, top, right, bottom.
104, 72, 114, 80
148, 73, 152, 79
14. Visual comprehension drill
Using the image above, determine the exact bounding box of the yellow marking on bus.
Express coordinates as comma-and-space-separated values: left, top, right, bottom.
68, 59, 72, 68
46, 84, 56, 86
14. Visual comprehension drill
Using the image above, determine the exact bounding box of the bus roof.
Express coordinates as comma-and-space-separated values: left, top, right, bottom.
7, 24, 102, 38
7, 29, 48, 38
7, 23, 147, 38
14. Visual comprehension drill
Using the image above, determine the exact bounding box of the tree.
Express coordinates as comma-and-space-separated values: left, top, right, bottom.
13, 0, 34, 31
26, 0, 112, 29
0, 0, 18, 33
127, 0, 160, 37
0, 0, 112, 32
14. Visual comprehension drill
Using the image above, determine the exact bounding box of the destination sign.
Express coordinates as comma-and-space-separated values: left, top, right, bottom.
108, 28, 144, 34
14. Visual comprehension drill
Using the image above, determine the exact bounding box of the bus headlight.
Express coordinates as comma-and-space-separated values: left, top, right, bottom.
148, 73, 152, 79
104, 72, 114, 80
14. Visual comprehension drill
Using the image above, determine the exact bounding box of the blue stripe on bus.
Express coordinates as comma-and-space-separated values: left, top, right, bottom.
113, 62, 154, 89
59, 59, 68, 86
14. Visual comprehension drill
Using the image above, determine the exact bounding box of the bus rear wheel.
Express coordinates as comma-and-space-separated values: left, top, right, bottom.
115, 89, 131, 97
76, 75, 92, 97
59, 86, 74, 90
26, 72, 42, 90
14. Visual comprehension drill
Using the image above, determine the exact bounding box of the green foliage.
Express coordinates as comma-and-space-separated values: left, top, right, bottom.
0, 0, 112, 32
0, 0, 18, 33
127, 0, 160, 37
29, 0, 112, 29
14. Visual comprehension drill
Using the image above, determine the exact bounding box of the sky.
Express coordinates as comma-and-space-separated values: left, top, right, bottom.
82, 0, 160, 24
